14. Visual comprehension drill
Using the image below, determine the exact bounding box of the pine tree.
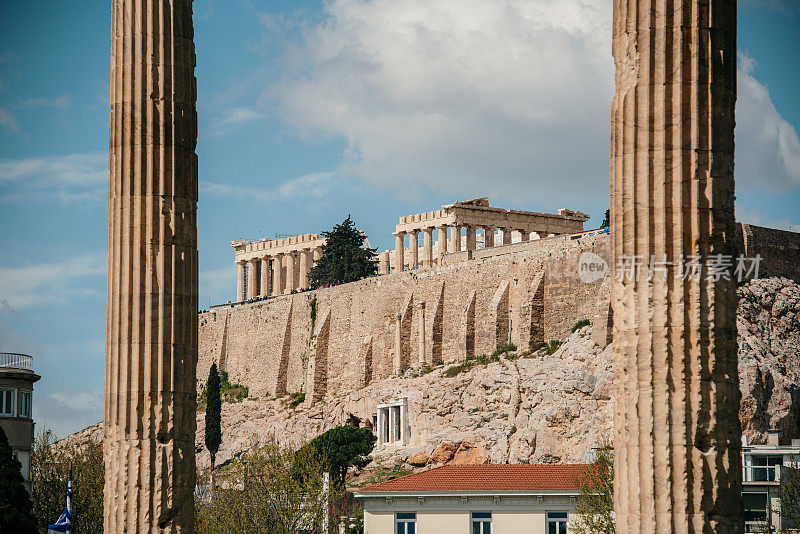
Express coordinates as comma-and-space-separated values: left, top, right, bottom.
308, 216, 378, 287
0, 426, 36, 533
205, 363, 222, 484
601, 209, 610, 228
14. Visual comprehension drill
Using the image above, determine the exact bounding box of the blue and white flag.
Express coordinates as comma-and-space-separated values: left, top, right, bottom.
47, 467, 72, 534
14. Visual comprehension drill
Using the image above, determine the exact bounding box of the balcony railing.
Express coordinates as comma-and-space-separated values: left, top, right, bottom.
743, 464, 782, 482
0, 353, 33, 371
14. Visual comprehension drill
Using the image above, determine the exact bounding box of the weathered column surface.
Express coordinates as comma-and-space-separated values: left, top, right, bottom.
466, 226, 477, 251
409, 231, 419, 269
417, 302, 426, 364
247, 259, 258, 299
272, 255, 283, 296
423, 228, 433, 268
260, 257, 269, 297
284, 253, 295, 293
105, 0, 197, 531
484, 227, 494, 248
437, 226, 448, 257
379, 251, 390, 275
502, 228, 512, 245
299, 249, 310, 289
236, 260, 245, 302
394, 233, 405, 273
450, 225, 461, 253
610, 0, 742, 532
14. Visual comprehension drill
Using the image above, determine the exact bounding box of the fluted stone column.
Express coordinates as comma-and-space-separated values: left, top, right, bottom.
299, 249, 310, 289
236, 260, 245, 302
260, 257, 269, 297
284, 253, 295, 293
379, 251, 390, 275
247, 258, 258, 299
313, 247, 322, 263
394, 233, 405, 273
409, 231, 419, 269
422, 228, 434, 268
450, 225, 461, 253
272, 255, 283, 296
437, 226, 448, 257
611, 0, 742, 532
483, 227, 494, 248
502, 228, 512, 245
465, 226, 477, 251
105, 1, 197, 530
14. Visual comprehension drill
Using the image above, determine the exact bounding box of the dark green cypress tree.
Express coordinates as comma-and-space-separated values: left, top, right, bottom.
0, 426, 36, 533
308, 216, 378, 287
601, 209, 610, 228
205, 363, 222, 472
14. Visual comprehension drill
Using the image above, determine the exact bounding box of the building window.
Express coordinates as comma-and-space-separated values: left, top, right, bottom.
547, 512, 568, 534
15, 450, 30, 481
395, 512, 416, 534
471, 512, 491, 534
0, 388, 15, 416
743, 493, 768, 534
19, 391, 31, 418
376, 398, 408, 446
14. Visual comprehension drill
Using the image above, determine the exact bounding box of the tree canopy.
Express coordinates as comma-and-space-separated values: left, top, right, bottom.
0, 426, 36, 533
779, 463, 800, 531
205, 363, 222, 467
308, 216, 378, 287
572, 444, 614, 534
303, 426, 376, 488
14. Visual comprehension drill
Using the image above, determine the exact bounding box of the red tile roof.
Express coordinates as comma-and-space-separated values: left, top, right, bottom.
357, 464, 589, 493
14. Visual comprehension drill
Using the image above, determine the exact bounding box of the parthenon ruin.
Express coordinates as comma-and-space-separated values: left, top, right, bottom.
231, 198, 590, 301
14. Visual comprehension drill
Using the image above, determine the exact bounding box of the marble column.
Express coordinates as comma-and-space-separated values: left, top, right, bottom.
409, 231, 419, 269
483, 227, 494, 248
313, 247, 322, 263
105, 0, 197, 530
465, 226, 477, 251
247, 258, 258, 299
236, 260, 246, 302
502, 228, 512, 245
611, 0, 742, 532
422, 228, 434, 268
272, 255, 283, 296
437, 226, 448, 259
284, 253, 295, 293
299, 249, 310, 289
394, 232, 405, 273
518, 230, 529, 242
379, 251, 390, 275
260, 257, 270, 297
449, 225, 462, 253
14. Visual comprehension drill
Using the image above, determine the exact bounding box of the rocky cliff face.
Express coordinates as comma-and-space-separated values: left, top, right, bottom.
63, 277, 800, 475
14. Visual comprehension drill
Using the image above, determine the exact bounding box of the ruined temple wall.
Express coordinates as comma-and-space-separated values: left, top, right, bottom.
198, 233, 612, 398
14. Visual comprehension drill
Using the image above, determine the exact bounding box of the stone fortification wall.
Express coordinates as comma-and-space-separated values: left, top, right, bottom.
737, 223, 800, 281
198, 233, 611, 398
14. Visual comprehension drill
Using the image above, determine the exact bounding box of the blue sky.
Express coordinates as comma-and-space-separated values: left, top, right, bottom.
1, 0, 798, 438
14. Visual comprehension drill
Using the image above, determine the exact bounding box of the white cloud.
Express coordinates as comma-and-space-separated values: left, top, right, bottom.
0, 105, 22, 135
18, 94, 70, 108
735, 53, 800, 191
0, 252, 106, 309
50, 390, 103, 412
200, 171, 339, 204
266, 0, 614, 205
0, 151, 107, 203
207, 106, 265, 137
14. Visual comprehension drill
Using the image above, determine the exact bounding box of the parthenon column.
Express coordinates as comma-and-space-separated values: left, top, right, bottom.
437, 226, 448, 258
379, 251, 390, 275
236, 260, 246, 302
105, 0, 197, 530
611, 0, 742, 532
299, 249, 310, 289
502, 228, 512, 245
284, 253, 295, 293
449, 225, 461, 253
518, 230, 529, 242
483, 226, 494, 248
260, 257, 270, 297
422, 228, 434, 268
272, 255, 283, 296
465, 226, 477, 251
247, 258, 258, 299
409, 231, 419, 269
394, 232, 405, 273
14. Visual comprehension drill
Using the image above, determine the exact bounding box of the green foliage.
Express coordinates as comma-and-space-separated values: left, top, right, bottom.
779, 462, 800, 531
308, 216, 378, 287
601, 209, 610, 228
572, 319, 591, 333
572, 444, 615, 534
532, 340, 564, 355
196, 439, 332, 534
31, 429, 104, 534
350, 466, 414, 488
0, 426, 35, 533
288, 392, 305, 409
206, 363, 222, 466
309, 295, 318, 330
491, 342, 517, 357
218, 371, 249, 403
304, 426, 376, 489
443, 353, 501, 377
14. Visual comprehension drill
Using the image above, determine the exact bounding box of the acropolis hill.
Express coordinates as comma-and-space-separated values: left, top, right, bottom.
197, 198, 800, 404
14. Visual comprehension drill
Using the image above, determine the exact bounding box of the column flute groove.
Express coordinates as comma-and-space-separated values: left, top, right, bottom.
106, 1, 197, 531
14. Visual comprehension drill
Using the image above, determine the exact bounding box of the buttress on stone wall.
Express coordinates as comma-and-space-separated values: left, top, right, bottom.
198, 233, 611, 399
